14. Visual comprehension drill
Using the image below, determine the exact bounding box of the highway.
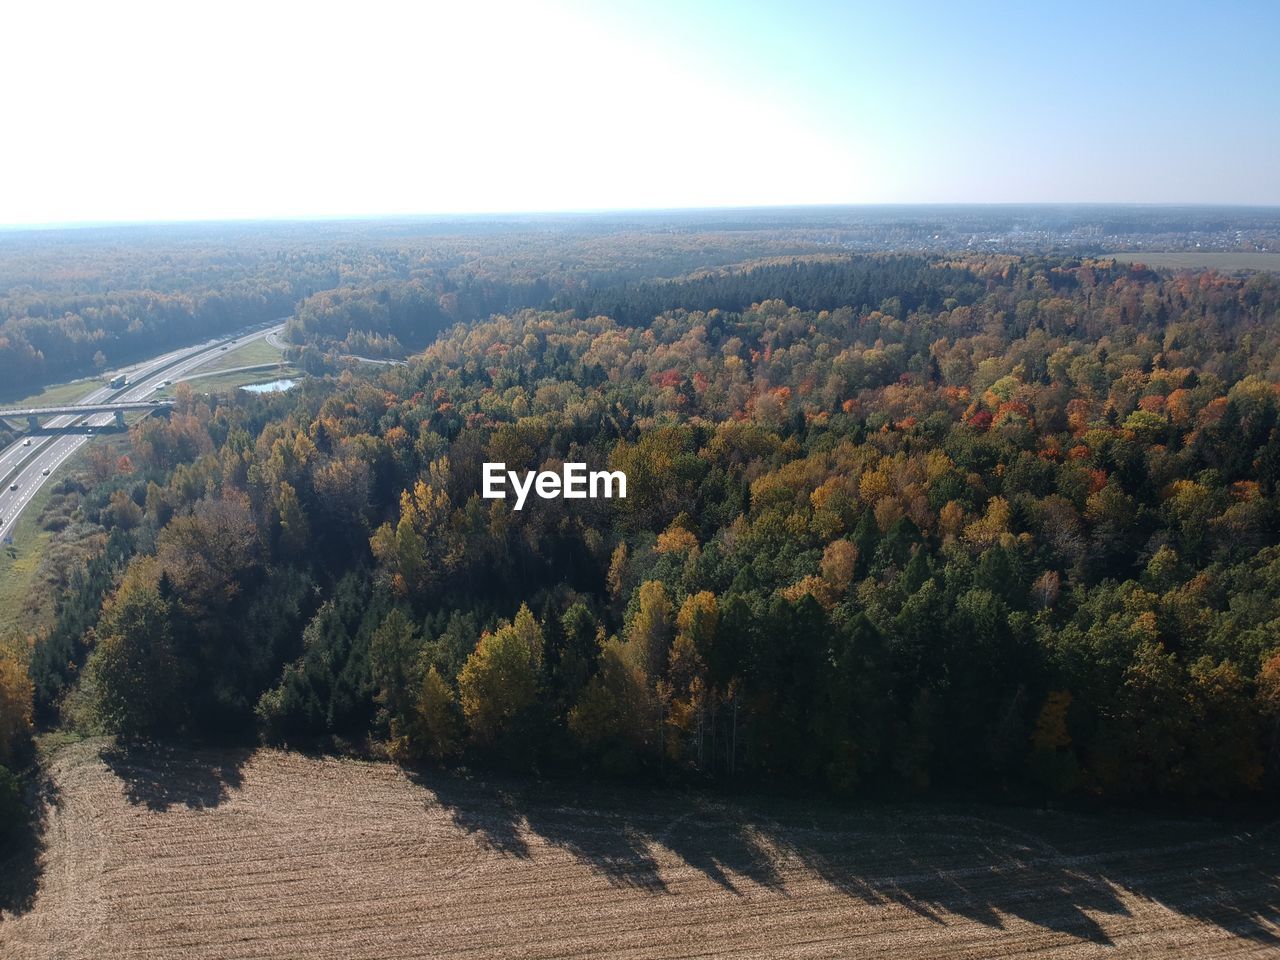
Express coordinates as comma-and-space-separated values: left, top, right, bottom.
0, 322, 284, 540
0, 342, 196, 479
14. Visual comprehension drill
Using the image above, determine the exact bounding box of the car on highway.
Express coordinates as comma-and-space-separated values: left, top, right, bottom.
8, 482, 17, 491
22, 438, 32, 446
42, 468, 50, 475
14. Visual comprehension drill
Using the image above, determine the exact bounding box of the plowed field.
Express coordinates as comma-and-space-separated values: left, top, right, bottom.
2, 741, 1278, 958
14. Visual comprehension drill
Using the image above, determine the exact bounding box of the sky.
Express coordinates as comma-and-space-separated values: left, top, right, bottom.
1, 0, 1277, 225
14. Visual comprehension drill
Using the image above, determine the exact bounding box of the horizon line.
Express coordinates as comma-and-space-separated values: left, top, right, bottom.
4, 200, 1280, 233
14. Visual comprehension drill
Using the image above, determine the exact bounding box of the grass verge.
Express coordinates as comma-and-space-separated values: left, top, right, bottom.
0, 475, 61, 643
3, 378, 103, 409
192, 337, 287, 375
0, 443, 95, 644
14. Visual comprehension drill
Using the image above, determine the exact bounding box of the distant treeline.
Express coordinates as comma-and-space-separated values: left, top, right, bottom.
556, 257, 986, 326
285, 257, 984, 358
285, 276, 555, 359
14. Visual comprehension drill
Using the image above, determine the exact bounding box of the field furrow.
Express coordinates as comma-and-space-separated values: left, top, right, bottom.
2, 742, 1277, 959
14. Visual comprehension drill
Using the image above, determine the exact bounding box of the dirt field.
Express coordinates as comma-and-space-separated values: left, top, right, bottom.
2, 741, 1278, 959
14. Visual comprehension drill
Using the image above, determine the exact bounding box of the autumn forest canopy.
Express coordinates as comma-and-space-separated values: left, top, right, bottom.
5, 210, 1280, 819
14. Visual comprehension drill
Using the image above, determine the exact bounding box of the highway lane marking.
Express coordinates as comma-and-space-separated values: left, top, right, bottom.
2, 440, 85, 534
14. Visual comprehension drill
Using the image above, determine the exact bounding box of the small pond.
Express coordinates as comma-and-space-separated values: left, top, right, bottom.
241, 378, 297, 394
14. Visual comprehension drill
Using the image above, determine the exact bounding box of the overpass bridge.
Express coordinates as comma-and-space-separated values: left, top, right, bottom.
0, 399, 173, 430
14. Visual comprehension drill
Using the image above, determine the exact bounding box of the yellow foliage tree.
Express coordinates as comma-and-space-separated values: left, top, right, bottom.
0, 651, 34, 766
820, 540, 858, 592
963, 496, 1011, 549
569, 636, 656, 755
412, 666, 462, 760
655, 524, 699, 556
457, 604, 543, 746
628, 580, 674, 683
276, 481, 310, 556
1031, 691, 1073, 753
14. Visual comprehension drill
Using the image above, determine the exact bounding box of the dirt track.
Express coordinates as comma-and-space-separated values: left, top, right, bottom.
2, 741, 1278, 959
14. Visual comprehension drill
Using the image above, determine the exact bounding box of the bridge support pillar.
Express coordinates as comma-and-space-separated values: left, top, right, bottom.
114, 410, 126, 428
28, 415, 39, 431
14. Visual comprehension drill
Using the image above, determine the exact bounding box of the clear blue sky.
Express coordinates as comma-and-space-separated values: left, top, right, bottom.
2, 0, 1277, 224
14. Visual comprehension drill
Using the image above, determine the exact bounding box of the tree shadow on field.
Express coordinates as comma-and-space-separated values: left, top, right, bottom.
412, 770, 689, 892
415, 771, 531, 860
413, 769, 1280, 948
0, 775, 58, 918
101, 741, 252, 811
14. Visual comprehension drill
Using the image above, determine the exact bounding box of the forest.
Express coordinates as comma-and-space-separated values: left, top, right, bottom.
7, 207, 1275, 398
0, 215, 835, 394
5, 250, 1280, 828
